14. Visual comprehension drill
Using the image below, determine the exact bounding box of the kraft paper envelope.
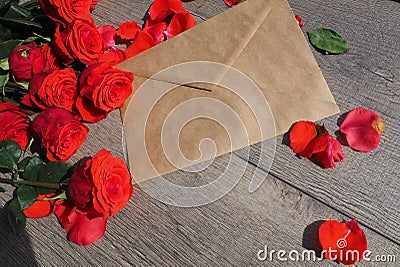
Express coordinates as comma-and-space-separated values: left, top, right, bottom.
116, 0, 340, 183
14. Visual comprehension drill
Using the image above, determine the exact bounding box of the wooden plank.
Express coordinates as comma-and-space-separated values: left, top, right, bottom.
0, 0, 399, 265
236, 0, 400, 243
1, 154, 399, 265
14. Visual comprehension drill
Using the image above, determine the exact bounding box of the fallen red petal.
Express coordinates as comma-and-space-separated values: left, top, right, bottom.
224, 0, 243, 7
116, 21, 141, 43
289, 121, 318, 155
340, 108, 385, 152
97, 25, 117, 49
148, 0, 185, 21
314, 136, 345, 168
124, 31, 156, 59
319, 219, 368, 265
295, 14, 304, 28
165, 11, 196, 39
144, 21, 168, 44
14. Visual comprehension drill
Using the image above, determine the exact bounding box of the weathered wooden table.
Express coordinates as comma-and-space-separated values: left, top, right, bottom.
1, 0, 399, 265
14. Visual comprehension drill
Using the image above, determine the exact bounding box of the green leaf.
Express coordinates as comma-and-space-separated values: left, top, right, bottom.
17, 156, 31, 172
0, 57, 9, 70
0, 0, 12, 14
0, 26, 11, 42
0, 17, 42, 32
38, 162, 72, 184
0, 185, 5, 192
22, 155, 44, 181
308, 28, 348, 55
4, 2, 30, 18
0, 39, 21, 59
0, 140, 21, 171
35, 162, 71, 194
7, 197, 26, 236
0, 72, 9, 95
17, 184, 38, 210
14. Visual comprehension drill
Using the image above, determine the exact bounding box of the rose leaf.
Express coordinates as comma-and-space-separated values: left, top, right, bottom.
17, 184, 38, 210
37, 162, 72, 184
0, 185, 5, 192
6, 197, 26, 236
0, 140, 22, 172
21, 155, 44, 181
308, 28, 348, 54
0, 39, 21, 59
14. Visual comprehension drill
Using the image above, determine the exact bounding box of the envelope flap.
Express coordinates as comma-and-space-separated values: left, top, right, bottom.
116, 0, 276, 83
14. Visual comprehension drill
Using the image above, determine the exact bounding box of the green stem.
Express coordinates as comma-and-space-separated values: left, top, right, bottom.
12, 179, 61, 190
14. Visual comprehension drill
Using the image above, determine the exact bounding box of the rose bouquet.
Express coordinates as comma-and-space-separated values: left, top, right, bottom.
0, 0, 196, 245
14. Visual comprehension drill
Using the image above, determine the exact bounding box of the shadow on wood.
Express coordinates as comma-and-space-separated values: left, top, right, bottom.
302, 220, 325, 258
0, 207, 37, 266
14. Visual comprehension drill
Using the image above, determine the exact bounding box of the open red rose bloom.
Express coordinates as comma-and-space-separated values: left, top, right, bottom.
319, 219, 368, 265
289, 121, 344, 168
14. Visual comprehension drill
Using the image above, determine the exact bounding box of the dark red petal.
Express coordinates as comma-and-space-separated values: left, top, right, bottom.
124, 31, 155, 59
289, 121, 317, 155
97, 25, 117, 49
224, 0, 243, 7
340, 108, 384, 152
165, 11, 197, 39
314, 136, 345, 168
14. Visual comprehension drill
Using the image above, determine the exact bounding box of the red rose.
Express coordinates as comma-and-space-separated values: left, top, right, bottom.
22, 68, 78, 112
23, 193, 59, 218
76, 63, 133, 122
9, 42, 60, 82
0, 102, 31, 150
69, 149, 133, 217
38, 0, 94, 27
9, 42, 41, 81
54, 200, 107, 246
32, 43, 60, 75
32, 108, 89, 162
53, 19, 104, 65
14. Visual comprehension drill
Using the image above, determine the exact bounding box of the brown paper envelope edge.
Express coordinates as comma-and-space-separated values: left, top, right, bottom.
116, 0, 340, 183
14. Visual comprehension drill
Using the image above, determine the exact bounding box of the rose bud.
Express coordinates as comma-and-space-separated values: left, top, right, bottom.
32, 108, 89, 162
38, 0, 94, 27
0, 102, 31, 150
76, 63, 133, 123
9, 42, 41, 81
22, 68, 78, 113
53, 19, 104, 65
54, 200, 107, 246
69, 149, 133, 217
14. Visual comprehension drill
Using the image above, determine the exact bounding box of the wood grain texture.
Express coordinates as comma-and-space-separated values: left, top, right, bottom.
0, 0, 399, 265
236, 0, 400, 244
1, 154, 399, 266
